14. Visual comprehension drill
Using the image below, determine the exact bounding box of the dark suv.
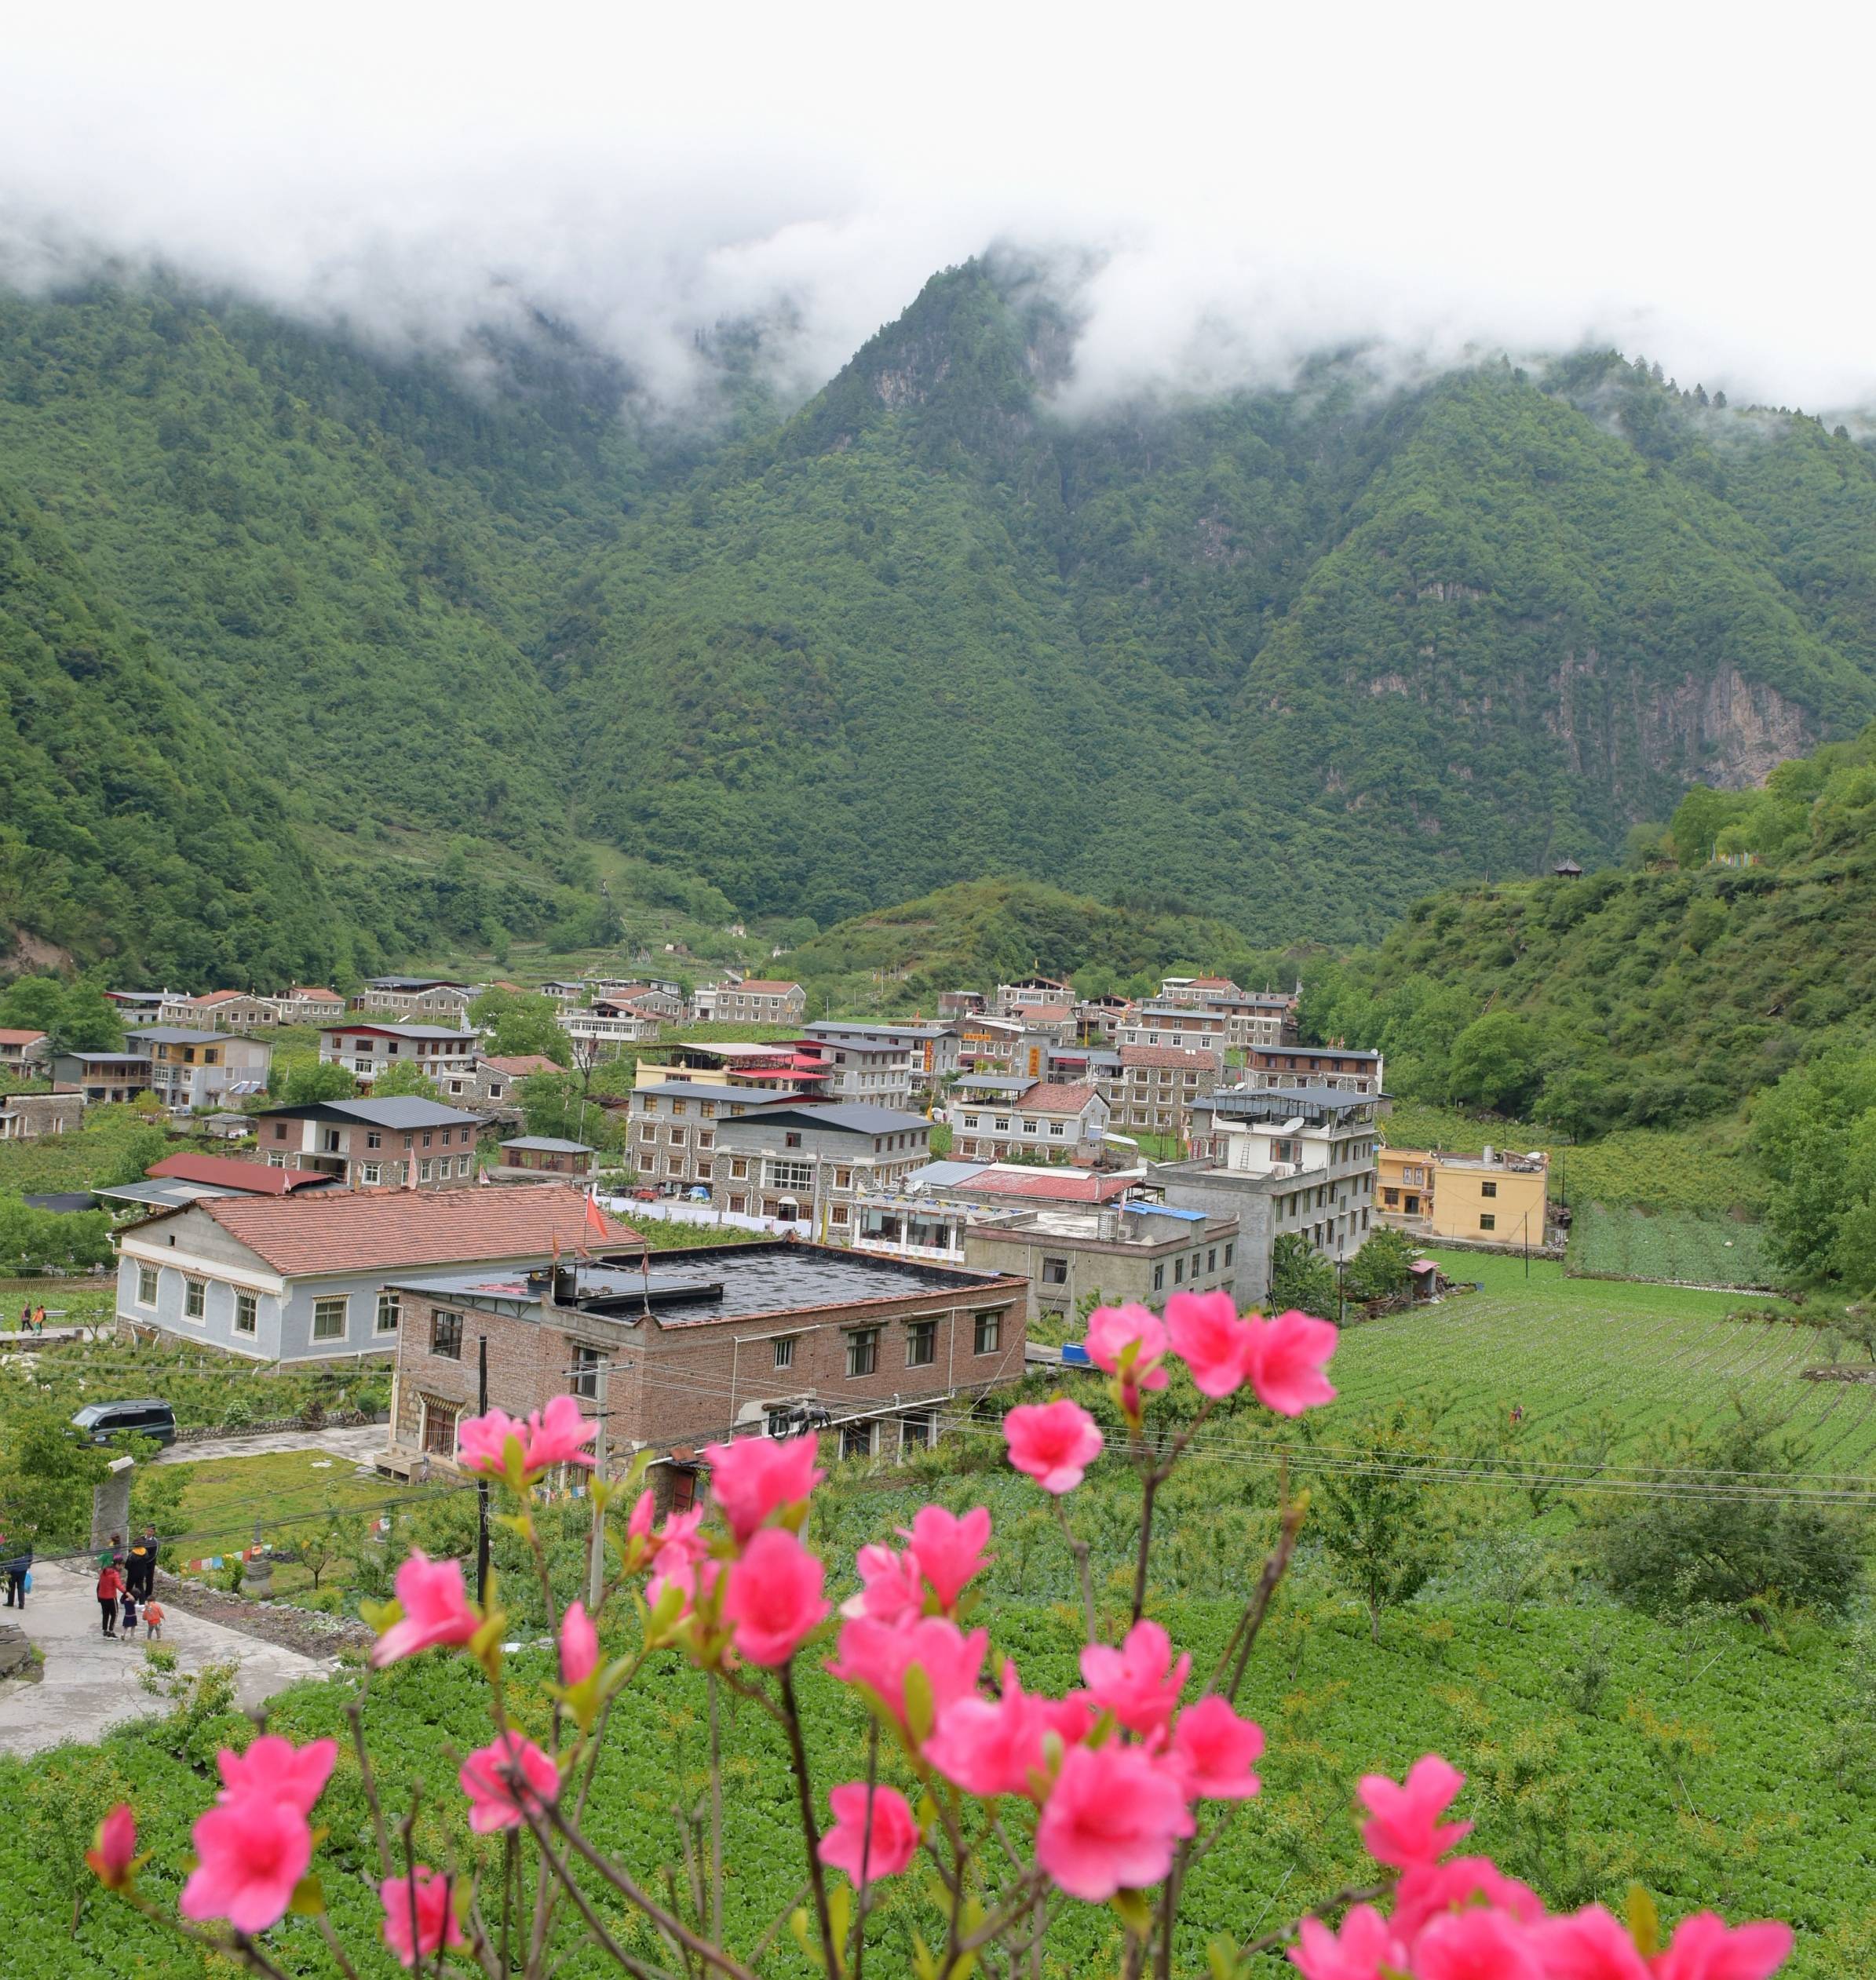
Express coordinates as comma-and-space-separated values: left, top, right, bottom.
71, 1399, 178, 1449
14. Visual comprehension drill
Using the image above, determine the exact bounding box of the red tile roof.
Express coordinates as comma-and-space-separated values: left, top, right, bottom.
133, 1185, 641, 1278
0, 1029, 46, 1048
148, 1152, 333, 1195
1014, 1081, 1100, 1114
479, 1054, 563, 1078
189, 990, 248, 1005
287, 987, 343, 1001
731, 980, 804, 995
1018, 1004, 1074, 1023
1119, 1045, 1224, 1070
968, 1169, 1133, 1202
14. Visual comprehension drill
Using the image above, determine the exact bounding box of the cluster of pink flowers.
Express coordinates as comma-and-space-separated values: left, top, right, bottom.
1089, 1292, 1339, 1419
456, 1392, 597, 1481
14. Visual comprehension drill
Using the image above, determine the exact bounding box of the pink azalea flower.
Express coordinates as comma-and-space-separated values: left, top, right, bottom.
1287, 1904, 1407, 1980
925, 1662, 1049, 1800
648, 1554, 722, 1623
1166, 1290, 1251, 1398
1411, 1907, 1546, 1980
454, 1406, 527, 1478
458, 1733, 560, 1834
902, 1504, 991, 1609
520, 1394, 597, 1472
179, 1792, 312, 1934
1531, 1906, 1652, 1980
217, 1735, 338, 1814
560, 1600, 599, 1687
817, 1782, 921, 1886
704, 1434, 825, 1544
1168, 1696, 1264, 1800
1392, 1857, 1542, 1940
844, 1543, 923, 1625
1356, 1754, 1472, 1869
826, 1614, 987, 1739
1653, 1912, 1794, 1980
721, 1526, 830, 1666
1080, 1617, 1190, 1738
1034, 1740, 1195, 1902
370, 1550, 481, 1667
85, 1803, 137, 1889
1242, 1309, 1338, 1417
381, 1867, 465, 1968
1086, 1304, 1170, 1415
652, 1507, 708, 1572
1003, 1399, 1104, 1493
627, 1490, 656, 1542
1035, 1690, 1100, 1745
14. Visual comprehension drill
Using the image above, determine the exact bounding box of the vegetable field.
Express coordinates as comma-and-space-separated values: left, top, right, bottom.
1567, 1204, 1776, 1288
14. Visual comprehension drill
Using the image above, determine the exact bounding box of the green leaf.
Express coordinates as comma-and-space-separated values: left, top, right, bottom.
1626, 1883, 1660, 1957
288, 1875, 326, 1916
1111, 1887, 1153, 1936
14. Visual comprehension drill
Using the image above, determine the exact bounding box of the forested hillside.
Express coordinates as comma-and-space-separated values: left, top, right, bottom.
9, 264, 1876, 971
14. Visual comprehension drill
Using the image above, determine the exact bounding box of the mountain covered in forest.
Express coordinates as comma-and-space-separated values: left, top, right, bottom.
8, 261, 1876, 976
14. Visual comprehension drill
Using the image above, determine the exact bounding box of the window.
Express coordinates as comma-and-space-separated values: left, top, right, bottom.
846, 1328, 879, 1377
360, 1163, 381, 1186
1049, 1121, 1066, 1136
266, 1151, 287, 1169
184, 1278, 206, 1319
366, 1132, 382, 1150
773, 1335, 795, 1370
273, 1122, 288, 1140
376, 1292, 400, 1334
994, 1116, 1010, 1132
1041, 1256, 1068, 1286
973, 1310, 1002, 1355
830, 1205, 849, 1226
421, 1397, 458, 1458
729, 1194, 747, 1213
571, 1345, 602, 1400
906, 1319, 936, 1367
137, 1264, 158, 1307
320, 1128, 342, 1153
834, 1167, 851, 1188
1207, 1248, 1217, 1272
730, 1159, 749, 1180
900, 1409, 936, 1455
784, 1131, 802, 1149
1173, 1257, 1184, 1284
1152, 1262, 1166, 1292
418, 1159, 433, 1183
841, 1419, 876, 1460
431, 1309, 463, 1358
312, 1296, 348, 1342
458, 1154, 473, 1176
1480, 1213, 1497, 1232
1480, 1180, 1498, 1198
768, 1160, 813, 1191
1223, 1242, 1234, 1267
235, 1291, 257, 1336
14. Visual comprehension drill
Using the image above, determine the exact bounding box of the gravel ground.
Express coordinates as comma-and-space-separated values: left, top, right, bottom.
149, 1572, 374, 1658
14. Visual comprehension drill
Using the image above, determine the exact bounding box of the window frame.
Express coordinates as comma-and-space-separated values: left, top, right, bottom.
430, 1308, 464, 1359
184, 1278, 206, 1321
905, 1318, 937, 1368
136, 1263, 158, 1307
972, 1309, 1002, 1355
845, 1327, 880, 1378
312, 1295, 349, 1343
234, 1289, 257, 1336
375, 1291, 401, 1335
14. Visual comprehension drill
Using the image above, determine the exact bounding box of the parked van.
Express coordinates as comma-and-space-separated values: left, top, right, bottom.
72, 1399, 177, 1449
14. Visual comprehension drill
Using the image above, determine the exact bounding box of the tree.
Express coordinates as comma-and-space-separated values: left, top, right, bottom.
283, 1061, 359, 1106
1447, 1011, 1546, 1116
294, 1504, 349, 1592
0, 1406, 115, 1547
0, 1197, 115, 1271
468, 990, 571, 1067
1312, 1406, 1456, 1642
1344, 1227, 1416, 1303
1268, 1233, 1338, 1318
369, 1059, 443, 1101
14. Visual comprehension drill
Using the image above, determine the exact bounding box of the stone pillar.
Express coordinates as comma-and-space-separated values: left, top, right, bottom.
90, 1456, 135, 1555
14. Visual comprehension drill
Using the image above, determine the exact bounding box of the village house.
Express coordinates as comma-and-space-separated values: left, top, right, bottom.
995, 975, 1073, 1018
956, 1012, 1024, 1067
711, 979, 808, 1026
1157, 975, 1244, 1005
1378, 1144, 1550, 1249
795, 1031, 917, 1110
624, 1080, 816, 1192
951, 1080, 1110, 1165
589, 982, 686, 1021
354, 975, 476, 1019
1102, 1044, 1226, 1137
845, 1160, 1141, 1265
436, 1053, 563, 1109
557, 1001, 664, 1059
536, 979, 589, 1006
806, 1019, 958, 1096
103, 990, 178, 1027
272, 986, 347, 1026
709, 1103, 933, 1230
0, 1027, 47, 1071
115, 1183, 625, 1362
129, 1027, 272, 1110
1152, 1086, 1381, 1300
1074, 995, 1131, 1045
962, 1199, 1239, 1321
1244, 1044, 1385, 1096
162, 990, 280, 1032
53, 1050, 154, 1103
256, 1096, 487, 1190
0, 1091, 83, 1142
1116, 1003, 1232, 1053
319, 1022, 480, 1087
381, 1240, 1028, 1471
496, 1136, 597, 1180
937, 990, 987, 1018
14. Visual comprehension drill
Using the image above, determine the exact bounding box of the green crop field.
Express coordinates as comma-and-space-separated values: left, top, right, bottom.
1566, 1203, 1776, 1289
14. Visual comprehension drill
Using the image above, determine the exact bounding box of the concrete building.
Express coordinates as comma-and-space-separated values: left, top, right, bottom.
435, 1054, 563, 1110
951, 1081, 1110, 1165
558, 1001, 663, 1059
1151, 1087, 1381, 1302
709, 1103, 933, 1231
319, 1023, 480, 1088
1115, 1005, 1232, 1054
796, 1033, 917, 1110
355, 975, 476, 1020
272, 986, 347, 1025
115, 1184, 633, 1362
381, 1240, 1027, 1470
962, 1200, 1239, 1320
162, 990, 280, 1031
130, 1027, 272, 1110
1103, 1045, 1226, 1137
102, 990, 177, 1028
711, 979, 807, 1026
0, 1092, 82, 1141
0, 1027, 48, 1071
937, 990, 986, 1018
626, 1081, 812, 1192
805, 1020, 959, 1094
53, 1051, 154, 1103
255, 1096, 487, 1191
995, 975, 1073, 1017
1378, 1145, 1549, 1249
1244, 1045, 1385, 1096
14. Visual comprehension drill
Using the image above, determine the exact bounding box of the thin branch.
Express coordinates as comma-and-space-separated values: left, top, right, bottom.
345, 1677, 395, 1880
316, 1913, 363, 1980
778, 1661, 840, 1980
1220, 1491, 1308, 1705
1235, 1878, 1393, 1961
520, 1802, 673, 1980
1052, 1496, 1097, 1646
851, 1717, 879, 1980
709, 1674, 725, 1949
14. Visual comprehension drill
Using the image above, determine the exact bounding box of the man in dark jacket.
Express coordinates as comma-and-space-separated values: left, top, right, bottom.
0, 1539, 27, 1609
125, 1526, 159, 1601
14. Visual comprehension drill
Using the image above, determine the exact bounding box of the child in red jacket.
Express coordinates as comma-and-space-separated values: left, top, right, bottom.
95, 1560, 122, 1637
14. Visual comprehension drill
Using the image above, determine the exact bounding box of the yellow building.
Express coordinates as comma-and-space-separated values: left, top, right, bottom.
1376, 1145, 1549, 1249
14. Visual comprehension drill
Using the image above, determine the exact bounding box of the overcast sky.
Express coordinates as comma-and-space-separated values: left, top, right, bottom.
5, 1, 1872, 413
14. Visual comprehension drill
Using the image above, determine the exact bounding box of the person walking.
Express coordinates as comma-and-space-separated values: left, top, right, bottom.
95, 1558, 122, 1637
118, 1586, 139, 1639
126, 1527, 159, 1601
141, 1599, 165, 1640
2, 1541, 31, 1610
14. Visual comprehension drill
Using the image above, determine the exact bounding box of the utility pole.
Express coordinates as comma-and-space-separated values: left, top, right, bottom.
587, 1355, 608, 1610
474, 1334, 491, 1606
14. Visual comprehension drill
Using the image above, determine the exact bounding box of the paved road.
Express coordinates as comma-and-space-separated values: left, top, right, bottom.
155, 1423, 389, 1467
0, 1559, 331, 1757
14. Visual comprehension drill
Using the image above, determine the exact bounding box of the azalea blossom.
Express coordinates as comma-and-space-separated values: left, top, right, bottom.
216, 1734, 338, 1814
1356, 1754, 1472, 1869
1242, 1308, 1338, 1417
817, 1782, 921, 1886
1168, 1695, 1264, 1800
371, 1550, 481, 1667
1034, 1739, 1194, 1902
925, 1662, 1050, 1800
902, 1504, 991, 1610
85, 1804, 137, 1889
1531, 1905, 1652, 1980
627, 1489, 656, 1542
1165, 1289, 1251, 1398
1287, 1904, 1407, 1980
1080, 1617, 1190, 1738
1653, 1911, 1794, 1980
843, 1542, 923, 1625
179, 1792, 312, 1934
703, 1434, 825, 1544
647, 1553, 722, 1624
458, 1733, 560, 1834
381, 1867, 465, 1968
651, 1506, 708, 1573
721, 1526, 830, 1665
826, 1614, 987, 1739
519, 1393, 597, 1472
1085, 1304, 1170, 1415
1392, 1857, 1542, 1940
1411, 1905, 1546, 1980
454, 1406, 528, 1478
1002, 1399, 1104, 1493
560, 1600, 599, 1687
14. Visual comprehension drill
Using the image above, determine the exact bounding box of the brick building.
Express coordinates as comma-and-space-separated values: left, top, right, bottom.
710, 980, 807, 1025
951, 1081, 1110, 1164
1243, 1044, 1385, 1096
709, 1103, 932, 1231
383, 1241, 1028, 1471
256, 1096, 488, 1190
1101, 1045, 1225, 1136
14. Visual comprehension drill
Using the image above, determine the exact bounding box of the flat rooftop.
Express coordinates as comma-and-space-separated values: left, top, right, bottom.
389, 1240, 1018, 1327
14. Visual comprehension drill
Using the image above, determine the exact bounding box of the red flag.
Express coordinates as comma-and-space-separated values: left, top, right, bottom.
585, 1191, 609, 1240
